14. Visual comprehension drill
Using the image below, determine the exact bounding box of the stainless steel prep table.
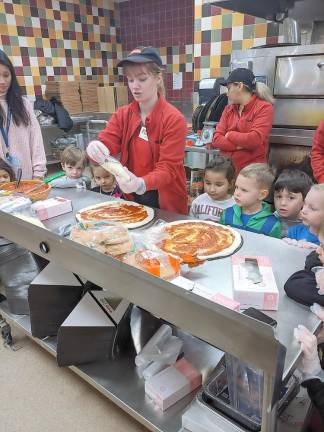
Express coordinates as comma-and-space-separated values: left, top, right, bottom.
0, 188, 319, 432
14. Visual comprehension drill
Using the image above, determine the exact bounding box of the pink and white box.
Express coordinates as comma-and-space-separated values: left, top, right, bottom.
145, 358, 202, 411
232, 256, 279, 311
32, 197, 72, 221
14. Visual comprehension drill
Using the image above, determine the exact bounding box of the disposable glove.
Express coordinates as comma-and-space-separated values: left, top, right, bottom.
310, 303, 324, 344
294, 324, 321, 376
86, 140, 110, 164
115, 168, 146, 195
315, 270, 324, 294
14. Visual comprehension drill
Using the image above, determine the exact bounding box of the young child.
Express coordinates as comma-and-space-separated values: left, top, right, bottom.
285, 220, 324, 306
190, 155, 235, 222
285, 184, 324, 247
50, 145, 91, 189
220, 163, 281, 238
91, 165, 122, 198
0, 158, 15, 184
273, 169, 313, 237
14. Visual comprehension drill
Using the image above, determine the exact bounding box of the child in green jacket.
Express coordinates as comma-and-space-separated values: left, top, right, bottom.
220, 163, 281, 238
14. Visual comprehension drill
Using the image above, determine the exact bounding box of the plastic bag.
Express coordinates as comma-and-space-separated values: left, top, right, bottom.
0, 195, 31, 214
70, 221, 134, 257
143, 219, 206, 268
123, 249, 181, 280
135, 324, 183, 377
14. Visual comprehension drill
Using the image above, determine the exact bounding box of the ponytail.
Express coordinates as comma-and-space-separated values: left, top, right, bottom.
145, 62, 165, 96
254, 82, 275, 105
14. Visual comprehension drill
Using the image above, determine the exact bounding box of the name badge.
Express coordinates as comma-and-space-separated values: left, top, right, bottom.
139, 126, 148, 141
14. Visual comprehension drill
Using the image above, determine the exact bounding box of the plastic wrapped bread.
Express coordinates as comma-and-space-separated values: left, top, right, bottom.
70, 221, 134, 256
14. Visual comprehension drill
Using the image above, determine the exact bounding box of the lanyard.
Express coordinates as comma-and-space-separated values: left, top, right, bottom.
0, 107, 11, 153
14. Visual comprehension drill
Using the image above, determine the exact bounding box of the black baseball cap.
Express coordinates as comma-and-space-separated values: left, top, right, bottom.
220, 68, 256, 90
117, 47, 163, 68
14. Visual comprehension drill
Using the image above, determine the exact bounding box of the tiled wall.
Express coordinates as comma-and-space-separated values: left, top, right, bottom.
0, 0, 123, 99
193, 2, 283, 91
119, 0, 195, 102
0, 0, 284, 106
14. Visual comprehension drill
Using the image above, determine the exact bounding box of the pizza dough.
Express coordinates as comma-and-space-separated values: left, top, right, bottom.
76, 200, 155, 229
158, 220, 242, 264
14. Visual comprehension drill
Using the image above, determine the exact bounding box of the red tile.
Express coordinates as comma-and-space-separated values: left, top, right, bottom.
221, 27, 232, 41
201, 43, 211, 56
244, 14, 255, 25
15, 67, 24, 76
22, 56, 30, 66
1, 35, 10, 45
266, 36, 279, 45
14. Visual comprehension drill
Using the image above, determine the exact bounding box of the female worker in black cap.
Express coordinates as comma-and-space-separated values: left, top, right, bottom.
211, 68, 274, 173
87, 47, 188, 214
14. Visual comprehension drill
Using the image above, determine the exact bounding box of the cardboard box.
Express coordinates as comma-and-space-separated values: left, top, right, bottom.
97, 86, 116, 113
145, 358, 202, 411
115, 85, 128, 107
232, 256, 279, 311
31, 196, 72, 221
56, 289, 131, 366
28, 262, 83, 338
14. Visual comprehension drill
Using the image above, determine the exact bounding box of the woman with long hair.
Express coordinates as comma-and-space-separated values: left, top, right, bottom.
0, 50, 46, 179
87, 47, 187, 214
212, 68, 274, 174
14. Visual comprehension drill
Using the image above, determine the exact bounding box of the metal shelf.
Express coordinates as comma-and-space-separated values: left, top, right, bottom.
0, 300, 223, 432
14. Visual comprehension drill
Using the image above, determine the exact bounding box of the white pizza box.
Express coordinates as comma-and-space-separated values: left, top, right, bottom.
172, 276, 240, 311
232, 256, 279, 311
145, 358, 202, 411
31, 196, 72, 220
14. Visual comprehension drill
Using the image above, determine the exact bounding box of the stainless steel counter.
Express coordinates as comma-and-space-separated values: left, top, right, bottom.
43, 189, 318, 381
0, 188, 319, 432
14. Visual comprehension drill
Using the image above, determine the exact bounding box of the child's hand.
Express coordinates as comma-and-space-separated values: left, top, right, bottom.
86, 140, 109, 164
282, 237, 296, 245
282, 237, 318, 249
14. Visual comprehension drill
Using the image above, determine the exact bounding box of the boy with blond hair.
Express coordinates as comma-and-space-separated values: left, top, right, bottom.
285, 183, 324, 247
220, 163, 281, 238
50, 145, 91, 189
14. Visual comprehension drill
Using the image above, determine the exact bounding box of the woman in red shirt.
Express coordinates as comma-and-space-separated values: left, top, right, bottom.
212, 68, 274, 173
311, 120, 324, 183
87, 47, 188, 215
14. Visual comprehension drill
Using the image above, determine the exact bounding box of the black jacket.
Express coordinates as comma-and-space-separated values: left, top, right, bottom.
284, 251, 323, 306
302, 377, 324, 421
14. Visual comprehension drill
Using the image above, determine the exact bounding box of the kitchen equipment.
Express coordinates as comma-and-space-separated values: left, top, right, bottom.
196, 122, 217, 147
198, 78, 221, 104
